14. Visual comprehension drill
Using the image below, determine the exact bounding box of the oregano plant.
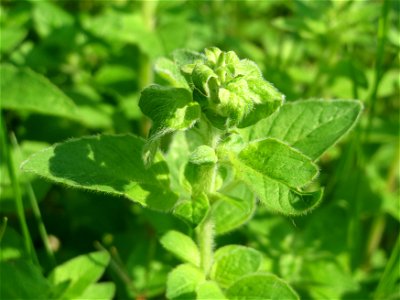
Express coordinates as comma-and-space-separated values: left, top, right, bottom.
21, 47, 362, 299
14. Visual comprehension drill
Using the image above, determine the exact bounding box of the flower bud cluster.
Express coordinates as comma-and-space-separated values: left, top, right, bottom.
184, 47, 283, 129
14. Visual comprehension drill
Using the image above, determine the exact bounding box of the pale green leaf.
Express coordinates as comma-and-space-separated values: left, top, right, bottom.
75, 282, 115, 300
0, 64, 78, 119
166, 264, 204, 300
48, 251, 110, 299
160, 230, 200, 266
21, 134, 178, 211
231, 138, 322, 215
210, 245, 262, 289
196, 281, 226, 300
226, 273, 299, 300
242, 99, 363, 160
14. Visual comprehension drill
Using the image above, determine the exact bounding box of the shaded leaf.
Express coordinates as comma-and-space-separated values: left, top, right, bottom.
21, 134, 178, 211
0, 260, 51, 299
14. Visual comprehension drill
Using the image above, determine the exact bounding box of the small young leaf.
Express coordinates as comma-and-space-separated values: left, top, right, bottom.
21, 134, 178, 211
196, 281, 227, 300
139, 85, 200, 140
154, 57, 189, 89
173, 193, 209, 225
166, 264, 205, 300
242, 99, 363, 160
160, 230, 200, 266
226, 273, 299, 300
0, 64, 78, 119
48, 251, 110, 299
211, 184, 256, 235
210, 245, 262, 289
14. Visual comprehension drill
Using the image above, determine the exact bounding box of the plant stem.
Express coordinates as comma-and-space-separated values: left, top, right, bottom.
139, 0, 157, 138
0, 115, 38, 265
0, 217, 8, 243
12, 132, 56, 268
196, 214, 214, 277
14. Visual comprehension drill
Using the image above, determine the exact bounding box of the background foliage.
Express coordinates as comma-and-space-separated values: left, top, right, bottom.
1, 0, 399, 299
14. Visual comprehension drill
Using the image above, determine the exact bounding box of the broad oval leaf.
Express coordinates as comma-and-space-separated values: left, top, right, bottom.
21, 134, 178, 211
0, 64, 78, 119
231, 138, 322, 215
238, 138, 319, 189
166, 264, 204, 300
226, 273, 299, 300
241, 99, 363, 160
154, 57, 189, 89
210, 245, 262, 289
160, 230, 200, 266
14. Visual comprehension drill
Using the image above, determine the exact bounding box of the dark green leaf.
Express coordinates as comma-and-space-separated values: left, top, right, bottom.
21, 134, 178, 211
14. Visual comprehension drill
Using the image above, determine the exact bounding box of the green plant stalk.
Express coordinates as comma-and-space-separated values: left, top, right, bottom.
365, 0, 390, 140
374, 235, 400, 299
195, 121, 221, 277
10, 133, 56, 268
139, 0, 158, 137
0, 217, 8, 243
0, 116, 38, 265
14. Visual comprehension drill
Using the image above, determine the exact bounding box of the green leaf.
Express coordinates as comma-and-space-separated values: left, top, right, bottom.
238, 138, 318, 188
0, 64, 78, 119
76, 282, 115, 300
160, 230, 200, 266
48, 251, 110, 299
210, 245, 262, 289
242, 99, 363, 160
21, 134, 178, 211
231, 138, 322, 215
139, 85, 200, 138
196, 281, 226, 300
226, 273, 299, 300
173, 193, 210, 225
154, 57, 189, 89
0, 260, 51, 299
166, 264, 205, 300
211, 183, 256, 235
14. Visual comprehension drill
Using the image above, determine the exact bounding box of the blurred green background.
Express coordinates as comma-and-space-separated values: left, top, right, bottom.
1, 0, 399, 299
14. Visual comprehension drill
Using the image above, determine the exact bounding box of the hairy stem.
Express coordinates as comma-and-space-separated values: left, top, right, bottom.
196, 214, 214, 277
